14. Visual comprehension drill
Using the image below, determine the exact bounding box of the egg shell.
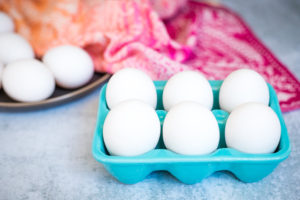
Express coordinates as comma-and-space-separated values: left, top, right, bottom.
103, 100, 161, 156
163, 101, 220, 155
225, 103, 281, 154
2, 59, 55, 102
163, 70, 213, 111
0, 33, 34, 64
0, 12, 14, 33
43, 45, 94, 89
219, 69, 269, 113
106, 68, 157, 109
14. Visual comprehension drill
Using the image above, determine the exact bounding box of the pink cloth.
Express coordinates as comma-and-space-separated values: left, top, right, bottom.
93, 1, 300, 112
83, 0, 190, 79
2, 0, 299, 112
150, 0, 187, 19
163, 1, 300, 112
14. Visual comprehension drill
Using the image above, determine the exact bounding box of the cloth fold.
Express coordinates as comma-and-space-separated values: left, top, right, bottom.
0, 0, 299, 112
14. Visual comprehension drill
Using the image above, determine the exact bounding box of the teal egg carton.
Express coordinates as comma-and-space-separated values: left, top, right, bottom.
92, 80, 291, 184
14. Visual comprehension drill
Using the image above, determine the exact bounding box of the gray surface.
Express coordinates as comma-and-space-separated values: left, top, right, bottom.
0, 0, 300, 199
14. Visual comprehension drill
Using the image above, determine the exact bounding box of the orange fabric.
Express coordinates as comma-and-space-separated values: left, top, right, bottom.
0, 0, 187, 76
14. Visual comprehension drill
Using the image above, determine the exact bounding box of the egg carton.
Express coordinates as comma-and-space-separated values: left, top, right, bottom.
92, 80, 290, 184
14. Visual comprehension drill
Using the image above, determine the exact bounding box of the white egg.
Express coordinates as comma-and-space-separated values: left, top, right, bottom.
219, 69, 269, 113
0, 62, 3, 89
163, 102, 220, 155
103, 100, 161, 156
0, 33, 34, 64
106, 68, 157, 109
163, 71, 213, 111
42, 45, 94, 89
225, 103, 281, 154
2, 59, 55, 102
0, 12, 14, 33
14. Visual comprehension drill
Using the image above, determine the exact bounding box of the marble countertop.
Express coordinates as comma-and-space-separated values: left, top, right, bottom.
1, 0, 299, 199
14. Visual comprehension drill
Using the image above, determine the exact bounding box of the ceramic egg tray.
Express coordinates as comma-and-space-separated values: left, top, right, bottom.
92, 80, 291, 184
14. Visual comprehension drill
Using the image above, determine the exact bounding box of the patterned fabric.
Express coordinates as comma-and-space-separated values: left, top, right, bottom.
0, 0, 299, 111
165, 1, 300, 112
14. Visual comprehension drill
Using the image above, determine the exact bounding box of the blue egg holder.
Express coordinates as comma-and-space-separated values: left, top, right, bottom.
92, 80, 291, 184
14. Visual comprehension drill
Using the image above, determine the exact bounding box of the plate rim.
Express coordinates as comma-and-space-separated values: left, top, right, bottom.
0, 73, 111, 109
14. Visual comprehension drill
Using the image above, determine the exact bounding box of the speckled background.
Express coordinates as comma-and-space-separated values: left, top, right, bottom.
0, 0, 300, 199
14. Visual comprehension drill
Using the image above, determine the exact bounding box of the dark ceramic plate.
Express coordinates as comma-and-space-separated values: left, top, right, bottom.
0, 73, 110, 111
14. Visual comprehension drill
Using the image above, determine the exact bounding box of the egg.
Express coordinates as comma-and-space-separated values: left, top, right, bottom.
0, 33, 34, 64
0, 12, 14, 33
0, 62, 3, 89
219, 69, 269, 113
106, 68, 157, 109
225, 103, 281, 154
163, 71, 213, 111
42, 45, 94, 89
103, 100, 161, 156
2, 59, 55, 102
163, 102, 220, 155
